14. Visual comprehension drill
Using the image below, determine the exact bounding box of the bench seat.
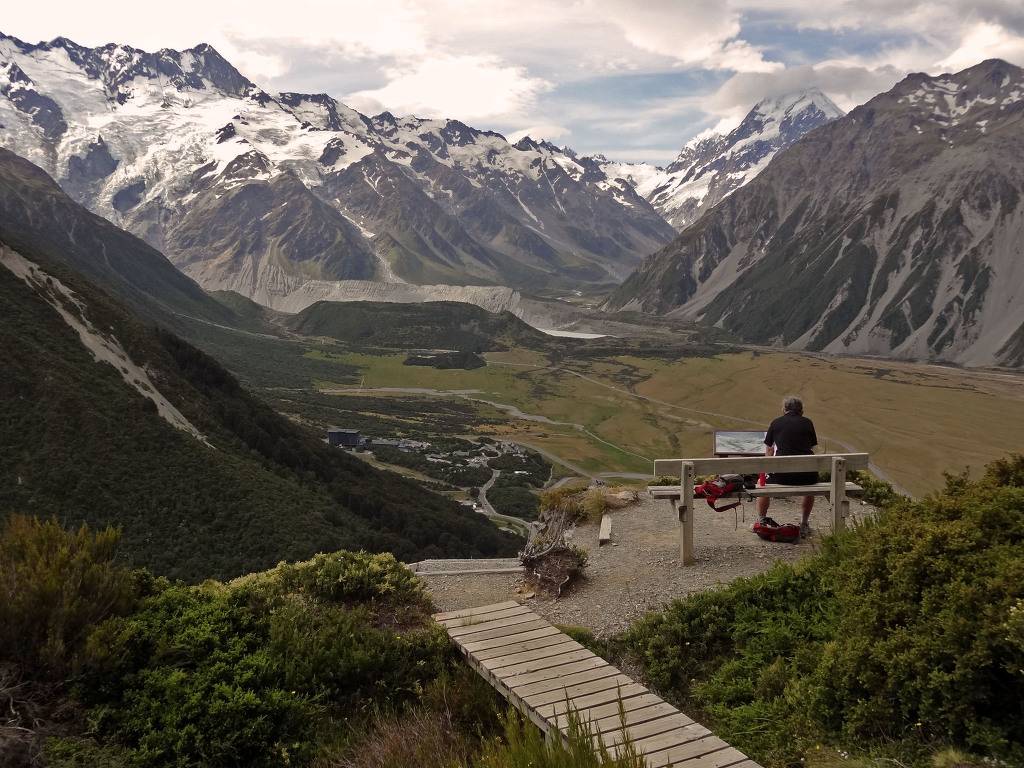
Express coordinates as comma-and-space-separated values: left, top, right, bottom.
649, 482, 862, 500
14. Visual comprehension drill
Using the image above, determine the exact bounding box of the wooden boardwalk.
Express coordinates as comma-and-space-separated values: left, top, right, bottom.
433, 601, 763, 768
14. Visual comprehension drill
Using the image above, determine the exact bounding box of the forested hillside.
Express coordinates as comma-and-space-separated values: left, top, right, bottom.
285, 300, 550, 351
0, 246, 519, 581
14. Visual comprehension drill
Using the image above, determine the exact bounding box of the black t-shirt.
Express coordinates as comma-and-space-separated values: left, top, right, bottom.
764, 413, 817, 456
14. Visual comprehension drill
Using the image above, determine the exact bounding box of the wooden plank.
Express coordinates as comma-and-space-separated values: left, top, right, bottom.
461, 624, 559, 652
650, 745, 750, 768
521, 673, 636, 708
654, 452, 868, 477
475, 633, 574, 662
502, 656, 610, 689
599, 514, 612, 545
433, 600, 518, 622
681, 462, 695, 565
650, 482, 862, 499
455, 618, 551, 646
536, 682, 649, 719
492, 647, 595, 678
575, 701, 682, 736
442, 604, 531, 630
441, 604, 532, 629
644, 737, 734, 768
511, 664, 622, 698
596, 712, 696, 749
831, 455, 848, 532
552, 693, 665, 730
626, 720, 713, 757
748, 482, 861, 498
483, 640, 583, 671
448, 610, 537, 637
648, 486, 681, 498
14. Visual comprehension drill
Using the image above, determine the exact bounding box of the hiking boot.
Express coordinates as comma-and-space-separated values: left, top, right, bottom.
800, 522, 812, 539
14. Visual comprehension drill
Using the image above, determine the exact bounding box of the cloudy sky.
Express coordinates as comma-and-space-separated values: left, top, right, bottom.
6, 1, 1024, 163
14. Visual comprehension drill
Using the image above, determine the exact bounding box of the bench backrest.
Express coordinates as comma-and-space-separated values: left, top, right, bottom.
654, 453, 869, 478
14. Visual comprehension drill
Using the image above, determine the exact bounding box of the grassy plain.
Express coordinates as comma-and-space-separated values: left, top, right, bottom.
312, 347, 1024, 496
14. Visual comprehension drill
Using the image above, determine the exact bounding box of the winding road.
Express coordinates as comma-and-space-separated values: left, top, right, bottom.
476, 468, 539, 540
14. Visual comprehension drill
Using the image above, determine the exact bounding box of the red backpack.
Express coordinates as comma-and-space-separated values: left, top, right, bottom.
752, 516, 800, 543
693, 473, 754, 512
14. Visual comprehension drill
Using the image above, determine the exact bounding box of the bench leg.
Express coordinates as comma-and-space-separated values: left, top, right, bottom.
831, 456, 848, 532
680, 462, 695, 566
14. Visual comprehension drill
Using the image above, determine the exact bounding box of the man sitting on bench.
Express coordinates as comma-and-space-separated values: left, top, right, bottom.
757, 395, 818, 538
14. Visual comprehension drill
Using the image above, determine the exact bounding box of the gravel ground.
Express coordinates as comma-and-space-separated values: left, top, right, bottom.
421, 492, 875, 637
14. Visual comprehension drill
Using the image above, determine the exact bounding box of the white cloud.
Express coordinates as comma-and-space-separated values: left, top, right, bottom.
705, 62, 904, 117
347, 54, 552, 122
588, 0, 780, 72
506, 124, 571, 143
938, 21, 1024, 71
3, 0, 430, 59
6, 0, 1024, 163
215, 42, 287, 82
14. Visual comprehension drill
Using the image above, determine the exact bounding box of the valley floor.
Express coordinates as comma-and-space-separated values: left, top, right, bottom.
316, 348, 1024, 497
421, 492, 878, 636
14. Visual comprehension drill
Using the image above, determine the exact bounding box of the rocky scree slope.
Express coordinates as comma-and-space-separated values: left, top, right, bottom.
607, 59, 1024, 367
0, 33, 675, 304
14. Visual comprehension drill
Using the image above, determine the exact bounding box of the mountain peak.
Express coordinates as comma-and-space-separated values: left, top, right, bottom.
0, 34, 257, 100
636, 87, 843, 229
750, 88, 844, 122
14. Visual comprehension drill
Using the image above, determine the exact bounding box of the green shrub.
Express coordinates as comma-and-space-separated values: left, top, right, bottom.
81, 584, 315, 768
74, 550, 452, 767
624, 454, 1024, 767
269, 601, 449, 707
850, 470, 901, 507
42, 737, 133, 768
271, 550, 430, 613
0, 515, 138, 674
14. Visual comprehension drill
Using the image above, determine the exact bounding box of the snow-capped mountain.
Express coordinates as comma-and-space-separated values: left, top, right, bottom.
0, 33, 675, 309
606, 59, 1024, 367
600, 90, 843, 230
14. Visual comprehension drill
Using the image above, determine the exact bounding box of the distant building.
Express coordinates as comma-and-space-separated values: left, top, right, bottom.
327, 428, 363, 449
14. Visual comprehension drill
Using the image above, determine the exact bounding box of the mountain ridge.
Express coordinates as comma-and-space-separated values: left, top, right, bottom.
606, 59, 1024, 367
0, 32, 675, 303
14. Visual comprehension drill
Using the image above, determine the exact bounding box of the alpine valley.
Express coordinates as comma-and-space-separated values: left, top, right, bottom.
2, 32, 1022, 369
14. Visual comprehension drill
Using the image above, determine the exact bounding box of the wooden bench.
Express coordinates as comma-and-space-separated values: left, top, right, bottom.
434, 601, 764, 767
651, 454, 869, 565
